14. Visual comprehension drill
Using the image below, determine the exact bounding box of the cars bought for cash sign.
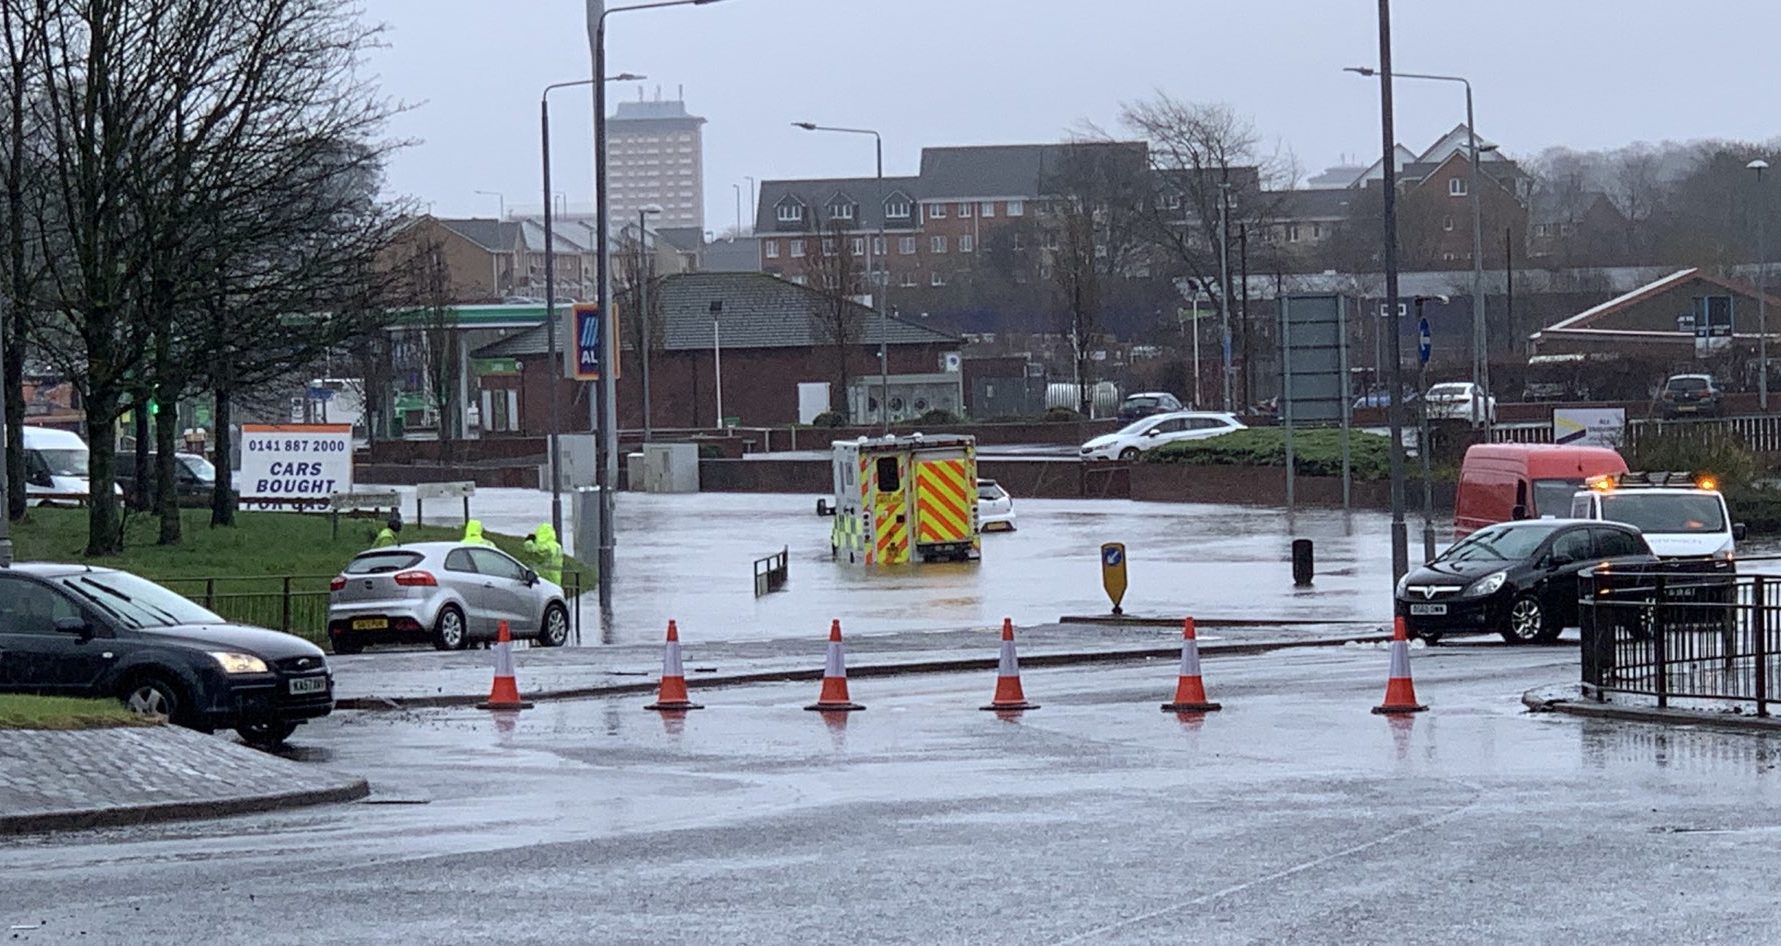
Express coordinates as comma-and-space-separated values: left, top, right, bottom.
238, 424, 354, 510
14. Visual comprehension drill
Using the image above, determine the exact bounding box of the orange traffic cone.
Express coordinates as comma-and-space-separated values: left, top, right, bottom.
646, 620, 705, 711
476, 620, 534, 710
805, 619, 866, 711
1160, 617, 1222, 712
1373, 616, 1428, 715
980, 618, 1039, 711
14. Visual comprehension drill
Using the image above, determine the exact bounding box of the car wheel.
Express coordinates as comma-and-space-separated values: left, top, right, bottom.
120, 675, 191, 728
432, 605, 469, 651
236, 720, 298, 749
1501, 595, 1547, 645
1118, 447, 1140, 462
537, 603, 570, 647
329, 633, 363, 656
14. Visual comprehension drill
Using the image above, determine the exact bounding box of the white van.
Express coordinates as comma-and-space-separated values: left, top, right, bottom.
22, 426, 94, 505
1569, 473, 1743, 560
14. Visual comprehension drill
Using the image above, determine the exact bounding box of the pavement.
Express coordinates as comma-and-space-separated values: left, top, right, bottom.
13, 642, 1781, 943
1525, 681, 1781, 731
366, 486, 1401, 645
0, 725, 368, 835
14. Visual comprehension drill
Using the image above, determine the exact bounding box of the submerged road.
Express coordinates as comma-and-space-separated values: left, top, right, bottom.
7, 643, 1781, 944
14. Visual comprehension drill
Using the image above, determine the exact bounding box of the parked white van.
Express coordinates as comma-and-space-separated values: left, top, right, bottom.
1569, 472, 1744, 560
22, 425, 94, 505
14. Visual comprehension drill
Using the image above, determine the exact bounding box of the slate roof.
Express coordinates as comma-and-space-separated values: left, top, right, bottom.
754, 176, 922, 233
434, 218, 521, 252
471, 272, 958, 358
1272, 188, 1361, 220
917, 141, 1147, 200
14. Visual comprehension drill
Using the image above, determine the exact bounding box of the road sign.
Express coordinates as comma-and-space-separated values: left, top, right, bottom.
1100, 542, 1128, 616
1418, 318, 1432, 365
571, 303, 620, 382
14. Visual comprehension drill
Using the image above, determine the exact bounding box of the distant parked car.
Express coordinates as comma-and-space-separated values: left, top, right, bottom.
977, 479, 1016, 532
0, 564, 334, 747
1658, 373, 1723, 419
326, 542, 570, 654
1116, 392, 1184, 422
1396, 519, 1656, 645
116, 452, 219, 508
1352, 386, 1421, 411
1079, 411, 1247, 462
1424, 382, 1496, 423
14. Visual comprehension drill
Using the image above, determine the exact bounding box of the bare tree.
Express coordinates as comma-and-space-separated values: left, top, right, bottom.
613, 228, 664, 386
397, 238, 459, 461
803, 211, 870, 416
0, 0, 43, 523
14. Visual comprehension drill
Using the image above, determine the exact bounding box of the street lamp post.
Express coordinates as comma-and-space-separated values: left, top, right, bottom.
1365, 1, 1410, 584
638, 204, 662, 441
587, 0, 725, 617
793, 121, 889, 433
1751, 158, 1771, 410
1346, 65, 1488, 426
540, 71, 643, 540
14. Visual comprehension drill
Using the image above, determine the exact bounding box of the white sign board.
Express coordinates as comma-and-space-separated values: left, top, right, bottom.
238, 423, 354, 510
417, 481, 475, 501
1553, 408, 1626, 448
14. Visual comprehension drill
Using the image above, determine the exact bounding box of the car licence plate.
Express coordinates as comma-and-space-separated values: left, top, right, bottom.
289, 676, 328, 695
1409, 603, 1447, 616
351, 617, 388, 631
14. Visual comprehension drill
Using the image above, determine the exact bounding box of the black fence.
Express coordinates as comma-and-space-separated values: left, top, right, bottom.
156, 571, 586, 648
753, 548, 789, 597
1579, 560, 1775, 714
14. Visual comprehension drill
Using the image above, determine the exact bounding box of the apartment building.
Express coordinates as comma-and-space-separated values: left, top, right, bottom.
606, 95, 706, 232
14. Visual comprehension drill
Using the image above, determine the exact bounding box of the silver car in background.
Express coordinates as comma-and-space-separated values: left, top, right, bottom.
326, 542, 570, 654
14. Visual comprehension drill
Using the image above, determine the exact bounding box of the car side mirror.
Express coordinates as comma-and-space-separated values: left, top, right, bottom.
55, 616, 93, 641
28, 470, 51, 488
1511, 504, 1529, 521
1735, 523, 1748, 542
523, 568, 539, 587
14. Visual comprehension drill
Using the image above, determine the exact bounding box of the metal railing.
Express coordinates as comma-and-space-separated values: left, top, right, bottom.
1627, 414, 1781, 455
1579, 561, 1772, 714
753, 547, 789, 597
154, 570, 587, 648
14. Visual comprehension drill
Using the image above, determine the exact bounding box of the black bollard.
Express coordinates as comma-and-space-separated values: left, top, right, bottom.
1291, 538, 1314, 587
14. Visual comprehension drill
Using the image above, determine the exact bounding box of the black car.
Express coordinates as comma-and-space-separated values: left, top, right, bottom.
115, 452, 221, 508
1116, 392, 1184, 422
0, 564, 334, 746
1396, 520, 1656, 645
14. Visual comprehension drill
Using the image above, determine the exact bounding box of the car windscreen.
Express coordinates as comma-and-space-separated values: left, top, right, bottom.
1427, 385, 1467, 398
1124, 396, 1161, 408
977, 484, 1004, 501
347, 551, 424, 574
181, 455, 217, 482
36, 448, 89, 477
1599, 493, 1726, 534
1117, 417, 1163, 434
1667, 377, 1709, 392
1437, 523, 1562, 562
1531, 478, 1584, 516
52, 572, 224, 629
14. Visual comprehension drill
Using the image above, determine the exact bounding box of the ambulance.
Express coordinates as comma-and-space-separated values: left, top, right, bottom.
827, 434, 980, 565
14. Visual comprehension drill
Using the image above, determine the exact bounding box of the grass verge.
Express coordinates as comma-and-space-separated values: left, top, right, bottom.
0, 695, 144, 731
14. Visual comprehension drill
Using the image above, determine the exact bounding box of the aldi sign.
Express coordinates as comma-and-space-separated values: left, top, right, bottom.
571, 303, 619, 381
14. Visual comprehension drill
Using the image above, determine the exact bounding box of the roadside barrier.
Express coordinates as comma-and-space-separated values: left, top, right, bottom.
645, 620, 705, 711
805, 619, 866, 712
476, 621, 534, 711
1372, 617, 1428, 715
1160, 618, 1222, 713
980, 618, 1039, 712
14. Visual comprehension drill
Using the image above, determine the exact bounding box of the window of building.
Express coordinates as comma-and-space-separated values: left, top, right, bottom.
791, 274, 808, 286
1535, 223, 1553, 238
765, 240, 780, 259
927, 203, 946, 220
1012, 233, 1025, 251
960, 234, 974, 253
789, 239, 805, 258
885, 198, 911, 220
1311, 223, 1324, 239
931, 271, 947, 287
1449, 177, 1467, 197
1287, 225, 1300, 243
829, 202, 855, 220
1442, 215, 1455, 232
1560, 223, 1575, 236
1007, 200, 1024, 217
821, 238, 837, 254
1094, 243, 1108, 258
1442, 252, 1458, 262
981, 201, 995, 218
851, 237, 866, 256
931, 235, 947, 254
959, 202, 973, 218
1044, 231, 1059, 250
872, 235, 886, 256
900, 271, 918, 287
777, 202, 804, 223
900, 236, 917, 255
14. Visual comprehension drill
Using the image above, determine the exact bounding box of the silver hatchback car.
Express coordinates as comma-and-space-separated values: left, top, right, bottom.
326, 542, 571, 653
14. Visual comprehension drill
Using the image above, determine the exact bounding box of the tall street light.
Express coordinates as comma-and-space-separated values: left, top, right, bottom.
1346, 65, 1488, 426
793, 121, 889, 433
540, 71, 643, 541
1361, 1, 1410, 584
588, 0, 727, 618
1750, 158, 1770, 410
637, 203, 662, 442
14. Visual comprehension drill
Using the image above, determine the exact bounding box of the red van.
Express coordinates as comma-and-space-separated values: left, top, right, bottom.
1453, 444, 1628, 537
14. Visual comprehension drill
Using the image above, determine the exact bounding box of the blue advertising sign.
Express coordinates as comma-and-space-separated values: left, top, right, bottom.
1418, 318, 1431, 365
572, 303, 617, 381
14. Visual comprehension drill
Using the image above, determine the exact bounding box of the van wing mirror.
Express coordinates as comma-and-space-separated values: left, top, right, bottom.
1511, 504, 1529, 521
1734, 523, 1748, 542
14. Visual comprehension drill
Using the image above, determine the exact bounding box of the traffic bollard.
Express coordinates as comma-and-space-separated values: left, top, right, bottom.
1291, 539, 1314, 587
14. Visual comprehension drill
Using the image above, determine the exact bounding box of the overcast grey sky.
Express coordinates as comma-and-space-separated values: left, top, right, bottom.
367, 1, 1780, 230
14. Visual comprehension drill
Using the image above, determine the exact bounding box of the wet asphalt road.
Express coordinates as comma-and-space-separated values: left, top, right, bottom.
377, 486, 1400, 644
9, 643, 1781, 945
